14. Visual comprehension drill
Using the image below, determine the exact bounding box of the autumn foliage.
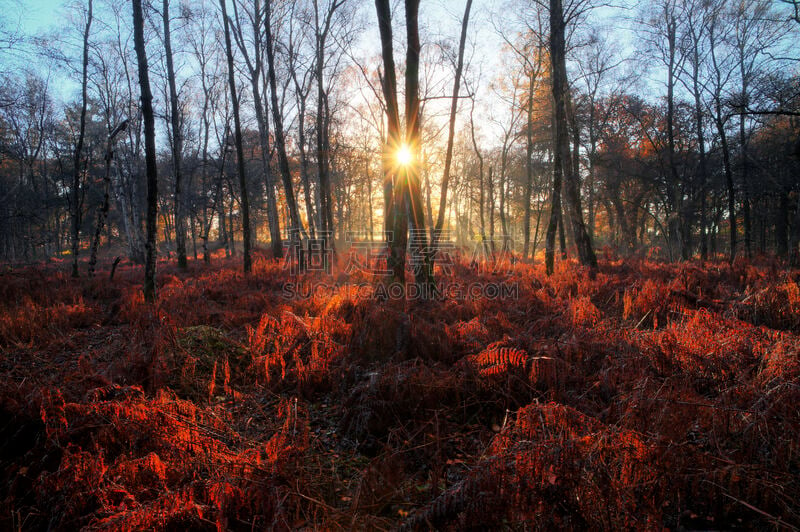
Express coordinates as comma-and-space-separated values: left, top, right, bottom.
1, 254, 799, 529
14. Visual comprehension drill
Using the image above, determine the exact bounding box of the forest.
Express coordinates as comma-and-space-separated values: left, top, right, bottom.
0, 0, 799, 529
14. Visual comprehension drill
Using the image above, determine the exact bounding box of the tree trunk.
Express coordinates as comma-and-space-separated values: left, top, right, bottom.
133, 0, 158, 302
716, 115, 736, 263
691, 46, 708, 260
586, 98, 597, 242
549, 0, 596, 271
523, 71, 536, 258
163, 0, 187, 269
297, 98, 316, 239
665, 12, 684, 260
488, 166, 495, 251
471, 100, 488, 255
366, 153, 374, 240
252, 68, 282, 258
404, 0, 431, 289
434, 0, 472, 239
558, 200, 567, 259
265, 0, 303, 240
791, 189, 800, 265
375, 0, 406, 283
424, 163, 434, 241
709, 20, 736, 262
314, 1, 333, 242
71, 0, 92, 278
89, 120, 127, 277
545, 115, 562, 275
499, 153, 508, 245
739, 113, 752, 258
220, 0, 252, 273
232, 0, 282, 258
228, 195, 236, 255
531, 195, 543, 259
776, 186, 789, 258
190, 213, 197, 259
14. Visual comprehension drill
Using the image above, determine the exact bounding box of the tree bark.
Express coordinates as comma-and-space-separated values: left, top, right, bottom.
313, 0, 344, 246
375, 0, 406, 283
487, 165, 495, 250
739, 112, 752, 258
690, 29, 708, 260
405, 0, 431, 288
549, 0, 597, 271
719, 120, 736, 262
664, 9, 684, 260
470, 99, 488, 255
89, 120, 127, 277
289, 66, 316, 239
163, 0, 187, 269
545, 117, 562, 274
434, 0, 472, 238
220, 0, 252, 273
523, 70, 536, 258
776, 186, 789, 258
265, 0, 304, 239
71, 0, 92, 278
133, 0, 159, 302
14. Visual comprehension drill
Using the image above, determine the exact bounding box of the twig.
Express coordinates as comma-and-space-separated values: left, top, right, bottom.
109, 256, 121, 280
721, 492, 799, 531
634, 309, 652, 330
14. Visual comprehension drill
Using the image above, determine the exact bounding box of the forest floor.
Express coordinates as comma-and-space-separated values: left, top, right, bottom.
0, 252, 798, 530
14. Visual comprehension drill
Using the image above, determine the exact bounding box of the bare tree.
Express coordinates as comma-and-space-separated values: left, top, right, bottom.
230, 0, 282, 258
677, 0, 710, 259
468, 95, 489, 254
434, 0, 472, 243
220, 0, 252, 273
71, 0, 92, 278
105, 1, 146, 265
404, 0, 432, 288
779, 0, 800, 25
265, 0, 304, 239
162, 0, 187, 268
487, 58, 525, 252
286, 4, 318, 238
374, 0, 406, 282
574, 31, 624, 245
706, 2, 737, 262
547, 0, 597, 273
523, 51, 546, 260
639, 0, 688, 259
313, 0, 348, 245
88, 119, 127, 277
133, 0, 159, 301
731, 0, 789, 257
185, 2, 222, 263
499, 19, 547, 259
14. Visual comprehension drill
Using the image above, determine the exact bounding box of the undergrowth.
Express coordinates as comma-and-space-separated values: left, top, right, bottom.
0, 252, 798, 530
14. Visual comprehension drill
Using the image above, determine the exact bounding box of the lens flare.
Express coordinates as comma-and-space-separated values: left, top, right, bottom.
396, 144, 413, 166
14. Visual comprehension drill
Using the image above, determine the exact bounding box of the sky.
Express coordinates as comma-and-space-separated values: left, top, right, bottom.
0, 0, 675, 153
3, 0, 634, 97
11, 0, 62, 34
3, 0, 515, 136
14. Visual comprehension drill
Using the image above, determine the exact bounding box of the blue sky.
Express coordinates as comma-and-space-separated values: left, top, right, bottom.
2, 0, 638, 147
12, 0, 63, 34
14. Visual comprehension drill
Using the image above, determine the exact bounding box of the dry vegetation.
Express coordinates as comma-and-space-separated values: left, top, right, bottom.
1, 254, 799, 530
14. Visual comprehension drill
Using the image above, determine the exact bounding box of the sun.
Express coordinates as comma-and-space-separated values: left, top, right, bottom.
396, 144, 413, 166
